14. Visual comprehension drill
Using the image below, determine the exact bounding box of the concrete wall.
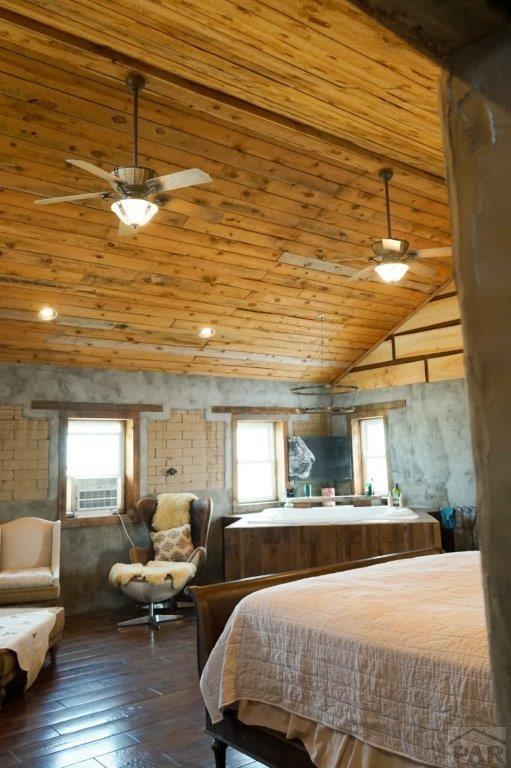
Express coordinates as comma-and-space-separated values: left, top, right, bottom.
0, 363, 308, 614
336, 378, 476, 508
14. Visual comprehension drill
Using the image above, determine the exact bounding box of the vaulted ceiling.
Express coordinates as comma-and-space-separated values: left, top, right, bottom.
0, 1, 453, 381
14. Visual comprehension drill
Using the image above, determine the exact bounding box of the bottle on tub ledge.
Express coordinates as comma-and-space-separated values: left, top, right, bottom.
391, 482, 404, 508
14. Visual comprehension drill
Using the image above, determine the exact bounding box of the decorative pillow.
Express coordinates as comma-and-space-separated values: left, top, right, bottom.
152, 493, 197, 532
150, 524, 194, 562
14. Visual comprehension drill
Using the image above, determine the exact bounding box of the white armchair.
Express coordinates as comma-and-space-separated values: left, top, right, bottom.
0, 518, 61, 605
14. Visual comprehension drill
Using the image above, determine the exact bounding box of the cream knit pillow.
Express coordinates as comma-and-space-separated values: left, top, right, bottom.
152, 493, 197, 532
150, 524, 194, 562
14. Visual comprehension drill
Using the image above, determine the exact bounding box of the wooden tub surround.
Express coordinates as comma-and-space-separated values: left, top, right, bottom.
223, 510, 441, 580
189, 547, 443, 768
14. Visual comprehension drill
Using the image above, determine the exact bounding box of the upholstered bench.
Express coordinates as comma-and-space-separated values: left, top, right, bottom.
0, 606, 65, 703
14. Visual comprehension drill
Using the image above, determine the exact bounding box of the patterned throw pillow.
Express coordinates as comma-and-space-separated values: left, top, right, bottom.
151, 524, 194, 562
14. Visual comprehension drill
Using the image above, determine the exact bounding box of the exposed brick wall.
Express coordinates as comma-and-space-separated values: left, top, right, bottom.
147, 410, 225, 494
0, 406, 49, 501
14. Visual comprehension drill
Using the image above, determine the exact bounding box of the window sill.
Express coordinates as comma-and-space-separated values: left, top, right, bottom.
62, 510, 138, 528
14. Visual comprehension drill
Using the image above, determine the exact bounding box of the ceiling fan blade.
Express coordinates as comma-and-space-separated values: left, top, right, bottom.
348, 265, 376, 282
34, 191, 110, 206
407, 259, 435, 278
66, 158, 119, 184
117, 221, 138, 238
149, 168, 212, 193
330, 256, 369, 264
409, 247, 452, 259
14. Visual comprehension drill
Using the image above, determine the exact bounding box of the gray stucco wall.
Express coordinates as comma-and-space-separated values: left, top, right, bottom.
336, 378, 476, 508
0, 363, 309, 614
0, 364, 475, 614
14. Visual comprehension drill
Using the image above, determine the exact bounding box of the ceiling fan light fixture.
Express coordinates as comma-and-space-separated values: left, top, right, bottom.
111, 197, 158, 228
375, 259, 409, 283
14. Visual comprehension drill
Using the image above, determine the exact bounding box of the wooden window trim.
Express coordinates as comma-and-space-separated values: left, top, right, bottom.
57, 408, 141, 528
348, 408, 393, 496
232, 416, 289, 511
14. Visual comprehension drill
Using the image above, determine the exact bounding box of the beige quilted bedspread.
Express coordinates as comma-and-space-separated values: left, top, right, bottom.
200, 552, 497, 768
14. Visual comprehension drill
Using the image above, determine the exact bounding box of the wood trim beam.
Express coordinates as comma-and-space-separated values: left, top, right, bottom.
430, 291, 458, 302
0, 6, 445, 185
350, 348, 463, 373
212, 401, 406, 415
392, 318, 461, 337
31, 401, 163, 412
212, 406, 303, 414
346, 400, 407, 413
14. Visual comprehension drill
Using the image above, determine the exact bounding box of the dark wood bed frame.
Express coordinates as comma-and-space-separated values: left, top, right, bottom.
188, 546, 443, 768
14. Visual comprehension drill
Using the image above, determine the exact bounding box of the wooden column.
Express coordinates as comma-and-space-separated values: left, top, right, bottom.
442, 27, 511, 728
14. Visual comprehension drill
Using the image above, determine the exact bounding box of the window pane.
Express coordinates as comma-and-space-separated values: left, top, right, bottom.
361, 418, 386, 456
237, 422, 274, 462
66, 419, 124, 516
363, 457, 388, 495
68, 419, 122, 435
360, 417, 389, 494
67, 433, 121, 477
238, 462, 276, 502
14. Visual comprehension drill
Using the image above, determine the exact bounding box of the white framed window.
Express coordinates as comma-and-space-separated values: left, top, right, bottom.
66, 419, 125, 517
359, 417, 389, 495
235, 420, 286, 504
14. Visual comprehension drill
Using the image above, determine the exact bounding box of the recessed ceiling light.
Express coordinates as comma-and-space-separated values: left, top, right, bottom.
37, 306, 58, 322
199, 327, 215, 338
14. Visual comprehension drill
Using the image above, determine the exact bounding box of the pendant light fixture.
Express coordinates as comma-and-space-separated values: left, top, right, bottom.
291, 314, 357, 412
372, 169, 410, 283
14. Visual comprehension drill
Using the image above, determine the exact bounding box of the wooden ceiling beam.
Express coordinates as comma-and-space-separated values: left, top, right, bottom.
0, 5, 446, 185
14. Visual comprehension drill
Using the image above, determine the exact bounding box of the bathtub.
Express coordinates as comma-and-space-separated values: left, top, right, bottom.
245, 504, 419, 526
224, 505, 440, 580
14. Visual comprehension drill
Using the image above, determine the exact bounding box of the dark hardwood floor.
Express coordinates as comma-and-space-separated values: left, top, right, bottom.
0, 609, 264, 768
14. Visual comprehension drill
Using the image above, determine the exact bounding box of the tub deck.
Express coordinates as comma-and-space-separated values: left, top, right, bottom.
228, 504, 420, 526
223, 509, 441, 580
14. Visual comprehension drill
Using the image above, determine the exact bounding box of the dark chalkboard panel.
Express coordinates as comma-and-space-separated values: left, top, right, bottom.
288, 435, 351, 488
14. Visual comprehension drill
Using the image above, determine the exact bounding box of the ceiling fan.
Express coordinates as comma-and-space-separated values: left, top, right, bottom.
330, 169, 452, 284
34, 74, 212, 236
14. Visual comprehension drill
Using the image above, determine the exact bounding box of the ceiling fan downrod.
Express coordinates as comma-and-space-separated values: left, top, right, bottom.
126, 73, 145, 168
379, 168, 394, 240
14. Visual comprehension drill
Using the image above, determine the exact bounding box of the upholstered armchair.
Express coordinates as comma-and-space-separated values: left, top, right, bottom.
0, 518, 61, 605
117, 496, 212, 629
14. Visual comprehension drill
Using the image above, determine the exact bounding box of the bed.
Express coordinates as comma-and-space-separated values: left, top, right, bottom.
189, 548, 499, 768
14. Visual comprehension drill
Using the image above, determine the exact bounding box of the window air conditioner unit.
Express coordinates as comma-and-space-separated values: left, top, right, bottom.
72, 476, 120, 517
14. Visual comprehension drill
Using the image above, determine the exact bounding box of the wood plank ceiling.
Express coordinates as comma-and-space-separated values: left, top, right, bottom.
0, 1, 452, 381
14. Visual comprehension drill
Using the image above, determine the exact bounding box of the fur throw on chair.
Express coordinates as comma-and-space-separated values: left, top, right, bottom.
151, 493, 197, 532
109, 561, 196, 591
